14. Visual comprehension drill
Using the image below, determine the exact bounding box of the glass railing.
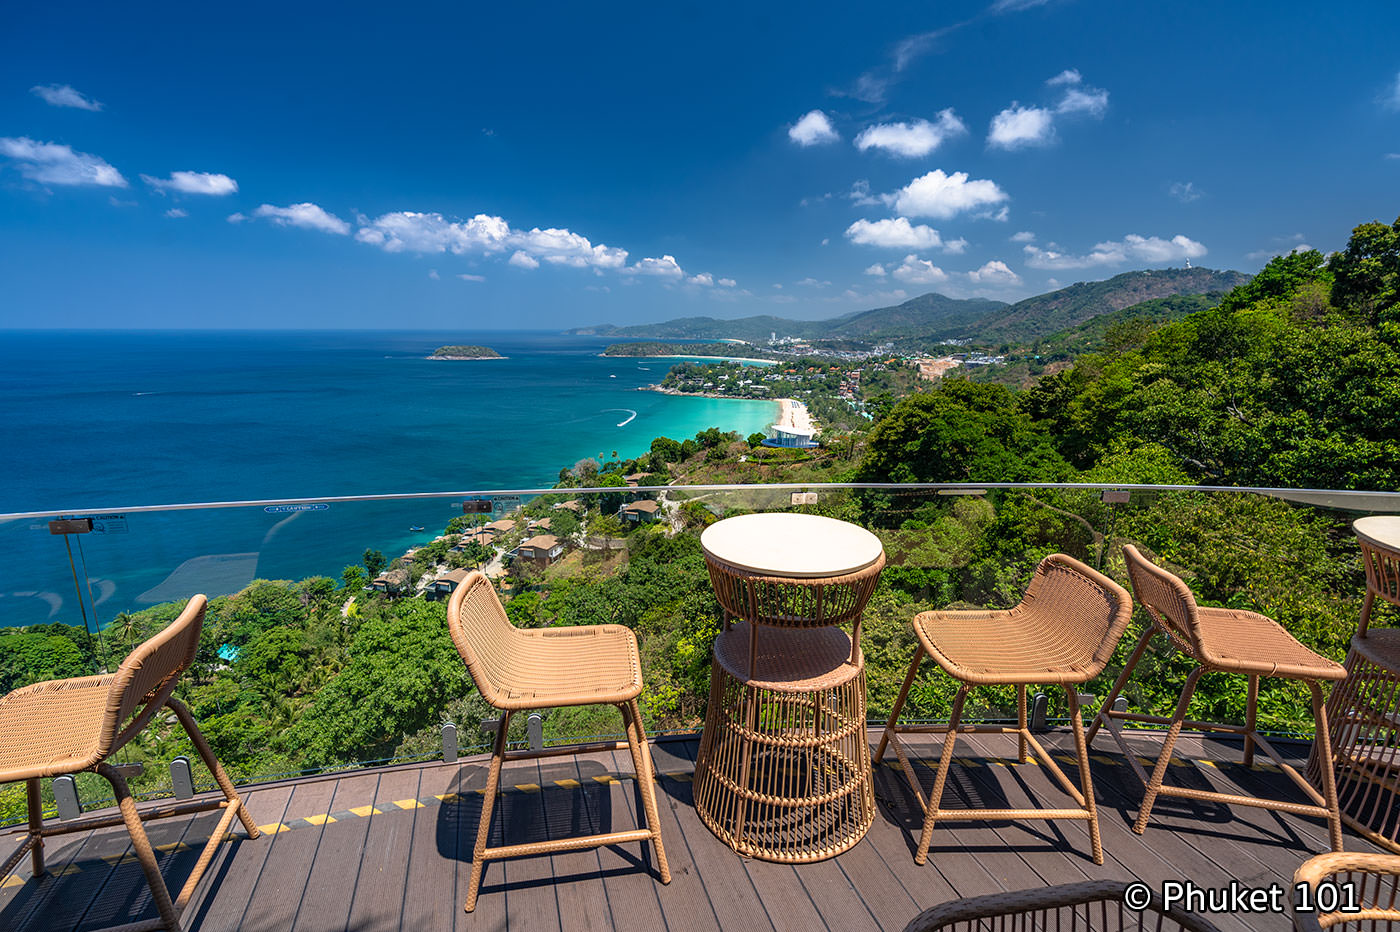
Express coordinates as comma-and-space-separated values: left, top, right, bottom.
2, 481, 1397, 825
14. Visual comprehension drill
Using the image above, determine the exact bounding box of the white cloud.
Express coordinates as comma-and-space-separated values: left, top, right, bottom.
1384, 71, 1400, 111
252, 202, 351, 235
847, 180, 882, 206
1057, 87, 1109, 117
458, 273, 486, 282
854, 109, 967, 157
990, 72, 1108, 149
629, 255, 685, 278
821, 238, 829, 245
884, 168, 1009, 220
164, 208, 188, 219
943, 237, 968, 255
1024, 233, 1207, 269
688, 273, 714, 286
509, 250, 540, 269
771, 294, 798, 304
789, 110, 839, 146
30, 84, 103, 111
891, 254, 948, 284
967, 260, 1022, 286
988, 105, 1055, 149
0, 136, 127, 187
1169, 181, 1202, 203
428, 269, 440, 280
1010, 230, 1036, 243
355, 211, 509, 252
864, 263, 886, 277
796, 277, 831, 287
840, 287, 908, 304
718, 278, 736, 287
226, 212, 247, 223
1386, 153, 1400, 160
1245, 235, 1312, 260
846, 217, 943, 250
140, 171, 238, 195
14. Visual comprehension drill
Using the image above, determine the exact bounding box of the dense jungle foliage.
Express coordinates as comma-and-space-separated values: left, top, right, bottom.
3, 215, 1398, 822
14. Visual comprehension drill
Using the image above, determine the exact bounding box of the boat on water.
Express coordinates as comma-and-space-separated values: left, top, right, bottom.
409, 525, 425, 532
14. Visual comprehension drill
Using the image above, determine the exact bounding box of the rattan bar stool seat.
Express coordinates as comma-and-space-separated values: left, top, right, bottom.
467, 623, 644, 709
1189, 606, 1346, 680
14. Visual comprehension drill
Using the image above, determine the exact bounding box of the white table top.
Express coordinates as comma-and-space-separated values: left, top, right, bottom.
700, 513, 884, 579
1355, 516, 1400, 552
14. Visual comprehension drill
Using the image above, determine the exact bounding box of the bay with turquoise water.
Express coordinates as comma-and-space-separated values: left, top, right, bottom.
0, 331, 777, 629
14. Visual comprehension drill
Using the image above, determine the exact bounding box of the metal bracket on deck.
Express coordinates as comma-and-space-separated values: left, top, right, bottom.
1112, 697, 1127, 714
170, 757, 194, 799
527, 713, 544, 751
1030, 693, 1049, 732
442, 722, 459, 763
53, 775, 82, 821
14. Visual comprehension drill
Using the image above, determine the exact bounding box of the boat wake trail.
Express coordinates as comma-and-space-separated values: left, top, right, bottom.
603, 408, 638, 427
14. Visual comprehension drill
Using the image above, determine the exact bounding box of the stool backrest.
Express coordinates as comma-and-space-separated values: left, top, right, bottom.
1121, 545, 1205, 660
100, 594, 206, 757
1293, 852, 1400, 931
1023, 554, 1135, 679
446, 572, 519, 708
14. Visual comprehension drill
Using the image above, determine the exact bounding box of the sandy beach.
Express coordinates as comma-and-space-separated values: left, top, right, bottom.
776, 398, 814, 432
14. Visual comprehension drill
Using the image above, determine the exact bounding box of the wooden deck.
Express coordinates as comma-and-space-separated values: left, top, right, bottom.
1, 728, 1384, 931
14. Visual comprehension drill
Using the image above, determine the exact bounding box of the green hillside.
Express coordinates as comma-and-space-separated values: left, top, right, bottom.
963, 268, 1250, 344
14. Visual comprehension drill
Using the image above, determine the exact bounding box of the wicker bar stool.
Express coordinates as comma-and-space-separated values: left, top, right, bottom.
875, 554, 1134, 866
1293, 851, 1400, 931
1307, 516, 1400, 853
0, 595, 260, 932
446, 572, 670, 912
1090, 544, 1346, 849
693, 513, 885, 862
901, 880, 1224, 932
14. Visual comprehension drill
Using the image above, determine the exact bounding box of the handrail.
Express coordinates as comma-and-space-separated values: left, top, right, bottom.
4, 481, 1398, 521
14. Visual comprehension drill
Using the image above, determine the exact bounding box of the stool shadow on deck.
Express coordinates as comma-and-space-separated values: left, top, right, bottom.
2, 810, 245, 932
439, 759, 657, 898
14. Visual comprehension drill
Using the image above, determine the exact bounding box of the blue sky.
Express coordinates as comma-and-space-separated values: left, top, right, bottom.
2, 0, 1398, 330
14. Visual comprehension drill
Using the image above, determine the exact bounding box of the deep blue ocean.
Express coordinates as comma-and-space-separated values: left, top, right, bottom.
0, 331, 777, 629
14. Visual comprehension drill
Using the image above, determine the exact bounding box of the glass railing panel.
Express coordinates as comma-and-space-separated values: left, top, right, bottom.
2, 482, 1398, 826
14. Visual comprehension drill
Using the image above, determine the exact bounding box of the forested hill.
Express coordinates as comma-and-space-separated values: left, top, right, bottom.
569, 267, 1246, 346
566, 292, 1007, 343
963, 268, 1250, 344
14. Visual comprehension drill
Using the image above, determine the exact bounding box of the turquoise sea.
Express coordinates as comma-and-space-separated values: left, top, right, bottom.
0, 331, 778, 629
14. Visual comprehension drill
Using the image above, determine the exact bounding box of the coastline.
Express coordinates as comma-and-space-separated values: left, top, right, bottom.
643, 384, 783, 424
602, 353, 776, 366
425, 355, 508, 361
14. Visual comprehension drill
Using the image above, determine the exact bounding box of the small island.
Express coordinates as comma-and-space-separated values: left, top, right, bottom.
426, 345, 505, 360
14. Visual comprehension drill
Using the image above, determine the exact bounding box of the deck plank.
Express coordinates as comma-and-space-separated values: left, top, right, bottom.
651, 738, 771, 931
288, 769, 380, 932
669, 738, 826, 932
496, 755, 563, 932
535, 754, 614, 932
234, 774, 339, 932
0, 824, 97, 932
573, 746, 667, 932
182, 784, 295, 932
451, 760, 509, 932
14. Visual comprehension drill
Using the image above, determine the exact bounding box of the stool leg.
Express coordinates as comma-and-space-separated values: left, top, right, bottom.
1086, 627, 1153, 746
916, 684, 969, 866
1134, 667, 1204, 835
1243, 675, 1260, 768
1017, 686, 1029, 764
875, 646, 923, 765
169, 697, 260, 839
1310, 681, 1344, 852
624, 699, 672, 883
466, 709, 511, 913
98, 762, 180, 931
1064, 686, 1103, 865
26, 778, 44, 877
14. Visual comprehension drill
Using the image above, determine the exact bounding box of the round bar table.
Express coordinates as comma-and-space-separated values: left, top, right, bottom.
693, 513, 885, 862
1310, 516, 1400, 851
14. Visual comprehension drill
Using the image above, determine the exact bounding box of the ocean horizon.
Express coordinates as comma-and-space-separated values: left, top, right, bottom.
0, 330, 779, 628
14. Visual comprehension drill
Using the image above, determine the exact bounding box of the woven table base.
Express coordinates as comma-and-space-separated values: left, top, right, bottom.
694, 626, 875, 862
1309, 630, 1400, 853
